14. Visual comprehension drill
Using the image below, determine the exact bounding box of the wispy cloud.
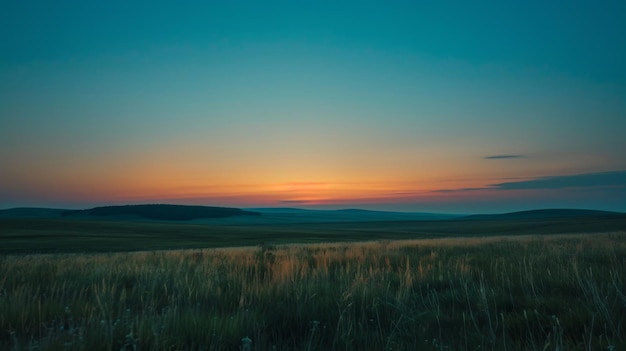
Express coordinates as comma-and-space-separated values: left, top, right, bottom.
484, 154, 525, 160
490, 170, 626, 190
280, 200, 313, 204
436, 170, 626, 193
436, 187, 486, 193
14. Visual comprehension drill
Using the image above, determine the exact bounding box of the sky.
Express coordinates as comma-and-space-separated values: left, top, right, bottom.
1, 1, 626, 213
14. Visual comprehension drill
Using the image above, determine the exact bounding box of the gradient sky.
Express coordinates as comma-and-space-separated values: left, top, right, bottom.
1, 1, 625, 213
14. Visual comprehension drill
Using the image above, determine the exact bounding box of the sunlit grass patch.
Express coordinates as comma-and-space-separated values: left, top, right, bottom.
1, 232, 625, 350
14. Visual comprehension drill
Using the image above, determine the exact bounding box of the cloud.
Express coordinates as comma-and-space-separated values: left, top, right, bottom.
484, 154, 525, 159
436, 170, 626, 193
490, 170, 626, 190
279, 200, 313, 204
436, 187, 485, 193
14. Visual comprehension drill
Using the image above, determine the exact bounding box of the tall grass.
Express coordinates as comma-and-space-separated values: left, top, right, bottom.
1, 232, 625, 350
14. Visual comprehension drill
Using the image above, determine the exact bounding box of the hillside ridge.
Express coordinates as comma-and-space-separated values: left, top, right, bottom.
61, 204, 261, 221
463, 208, 622, 220
1, 206, 623, 222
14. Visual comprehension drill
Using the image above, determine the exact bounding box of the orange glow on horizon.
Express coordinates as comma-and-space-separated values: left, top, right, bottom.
38, 172, 503, 208
4, 136, 577, 209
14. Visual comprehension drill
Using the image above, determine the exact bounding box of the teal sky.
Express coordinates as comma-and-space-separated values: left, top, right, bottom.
1, 1, 625, 213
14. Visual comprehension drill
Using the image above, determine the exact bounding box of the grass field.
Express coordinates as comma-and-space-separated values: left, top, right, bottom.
2, 214, 626, 254
2, 230, 625, 350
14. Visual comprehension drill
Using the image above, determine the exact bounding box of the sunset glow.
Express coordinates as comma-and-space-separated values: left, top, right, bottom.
1, 1, 625, 213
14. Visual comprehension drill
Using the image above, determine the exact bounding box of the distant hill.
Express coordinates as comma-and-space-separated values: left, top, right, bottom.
0, 205, 455, 223
463, 209, 623, 220
2, 206, 622, 223
0, 207, 68, 218
58, 204, 261, 221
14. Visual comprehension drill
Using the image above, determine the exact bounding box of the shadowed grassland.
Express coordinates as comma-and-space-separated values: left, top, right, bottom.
2, 214, 626, 254
1, 232, 625, 350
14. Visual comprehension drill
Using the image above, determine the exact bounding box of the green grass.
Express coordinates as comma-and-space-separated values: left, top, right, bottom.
2, 232, 626, 350
2, 214, 626, 253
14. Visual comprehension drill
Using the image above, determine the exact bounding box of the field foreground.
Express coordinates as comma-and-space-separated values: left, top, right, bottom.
2, 233, 625, 350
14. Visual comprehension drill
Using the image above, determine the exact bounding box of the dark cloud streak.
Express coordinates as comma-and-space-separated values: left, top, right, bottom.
436, 187, 484, 193
484, 154, 525, 159
280, 200, 312, 204
491, 171, 626, 190
436, 170, 626, 193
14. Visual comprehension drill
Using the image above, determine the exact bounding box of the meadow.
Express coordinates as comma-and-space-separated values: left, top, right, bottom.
2, 214, 626, 254
2, 232, 625, 350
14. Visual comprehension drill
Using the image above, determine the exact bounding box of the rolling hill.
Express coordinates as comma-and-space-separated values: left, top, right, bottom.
462, 209, 623, 220
59, 204, 261, 221
2, 205, 623, 223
